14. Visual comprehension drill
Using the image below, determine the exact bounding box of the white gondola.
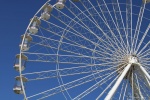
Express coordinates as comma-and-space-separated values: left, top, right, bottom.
41, 4, 53, 20
55, 0, 66, 9
13, 76, 28, 94
29, 26, 38, 34
29, 17, 41, 34
41, 12, 50, 20
20, 35, 32, 51
14, 54, 28, 71
143, 0, 150, 3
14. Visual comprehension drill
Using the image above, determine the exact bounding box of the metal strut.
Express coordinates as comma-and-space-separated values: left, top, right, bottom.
104, 64, 132, 100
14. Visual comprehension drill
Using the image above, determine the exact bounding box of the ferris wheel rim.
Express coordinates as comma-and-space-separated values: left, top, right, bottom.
16, 0, 150, 99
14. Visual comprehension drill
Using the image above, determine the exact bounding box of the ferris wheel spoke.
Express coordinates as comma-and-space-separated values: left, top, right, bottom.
30, 32, 117, 56
135, 24, 150, 54
30, 37, 101, 57
137, 76, 150, 98
140, 64, 150, 70
80, 0, 104, 26
97, 0, 127, 52
24, 52, 121, 65
28, 29, 54, 56
141, 62, 150, 68
139, 89, 149, 100
79, 0, 125, 52
22, 52, 115, 61
38, 28, 54, 57
142, 66, 150, 72
22, 39, 119, 59
23, 51, 117, 64
126, 0, 132, 53
96, 1, 123, 50
140, 65, 150, 72
122, 80, 128, 100
96, 64, 128, 100
30, 34, 114, 58
36, 20, 110, 53
140, 56, 150, 61
49, 13, 120, 54
118, 82, 125, 100
141, 65, 150, 71
96, 73, 120, 100
132, 3, 146, 53
27, 59, 118, 66
135, 68, 150, 90
140, 55, 150, 61
54, 4, 113, 47
111, 0, 128, 51
139, 86, 150, 99
73, 63, 126, 100
134, 73, 145, 99
137, 41, 150, 56
138, 50, 150, 59
73, 72, 118, 100
23, 65, 116, 81
61, 41, 114, 59
34, 29, 121, 59
91, 1, 130, 55
66, 0, 109, 38
38, 20, 120, 56
25, 42, 116, 62
129, 73, 144, 99
27, 70, 114, 99
104, 63, 132, 100
23, 49, 119, 64
67, 0, 125, 53
138, 65, 150, 81
144, 75, 150, 88
140, 60, 150, 65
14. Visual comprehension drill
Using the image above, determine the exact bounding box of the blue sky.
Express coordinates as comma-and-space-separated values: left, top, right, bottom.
0, 0, 150, 100
0, 0, 47, 99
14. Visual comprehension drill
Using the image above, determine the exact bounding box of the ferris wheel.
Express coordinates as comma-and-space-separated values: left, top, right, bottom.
13, 0, 150, 99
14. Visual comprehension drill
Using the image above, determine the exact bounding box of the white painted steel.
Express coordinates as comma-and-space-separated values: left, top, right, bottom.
104, 64, 132, 100
14, 0, 150, 99
139, 65, 150, 80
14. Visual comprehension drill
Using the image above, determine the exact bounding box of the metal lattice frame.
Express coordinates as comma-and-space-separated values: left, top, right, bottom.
15, 0, 150, 100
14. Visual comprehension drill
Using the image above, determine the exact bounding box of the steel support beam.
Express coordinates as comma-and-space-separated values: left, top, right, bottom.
104, 64, 132, 100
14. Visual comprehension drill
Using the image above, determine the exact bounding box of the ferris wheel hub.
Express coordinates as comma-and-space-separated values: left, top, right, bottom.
117, 54, 140, 76
128, 55, 139, 65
